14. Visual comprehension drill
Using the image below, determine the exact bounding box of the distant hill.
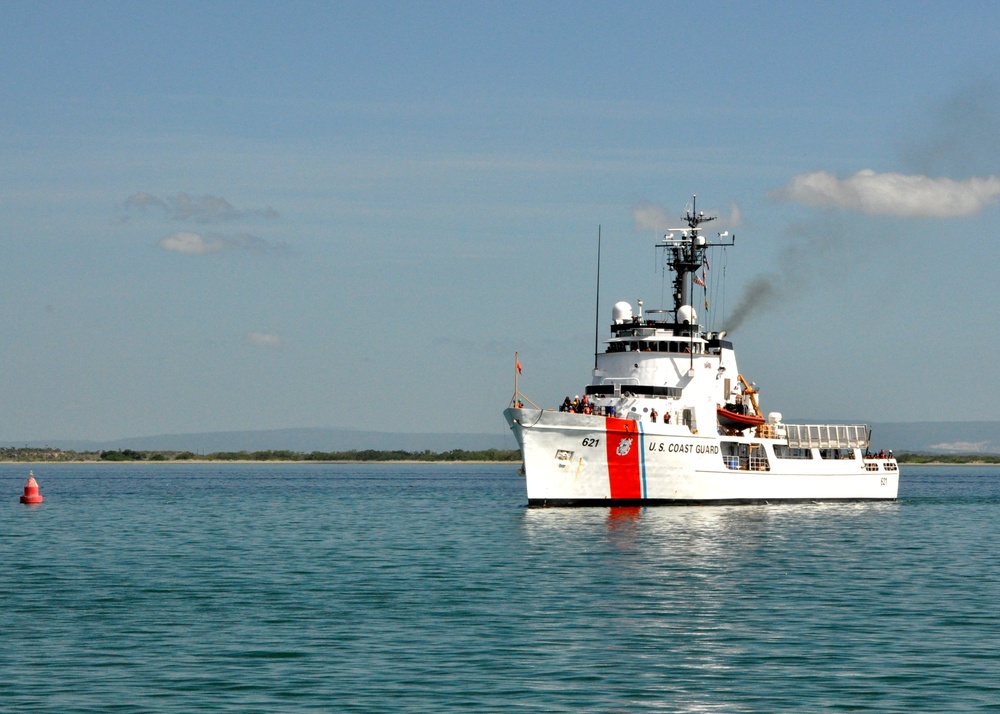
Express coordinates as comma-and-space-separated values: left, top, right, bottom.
4, 421, 999, 456
867, 421, 1000, 454
4, 427, 517, 454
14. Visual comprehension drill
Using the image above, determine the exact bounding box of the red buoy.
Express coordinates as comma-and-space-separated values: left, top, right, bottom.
20, 471, 43, 505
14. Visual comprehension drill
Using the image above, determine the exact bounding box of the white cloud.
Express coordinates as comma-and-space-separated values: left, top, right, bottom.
124, 192, 278, 223
928, 441, 992, 453
158, 231, 287, 255
633, 200, 742, 232
172, 192, 240, 222
727, 202, 743, 227
777, 169, 1000, 217
245, 331, 280, 348
158, 231, 224, 254
124, 192, 170, 212
632, 202, 671, 232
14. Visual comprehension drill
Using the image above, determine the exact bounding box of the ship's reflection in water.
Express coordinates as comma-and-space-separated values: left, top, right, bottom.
517, 501, 902, 712
520, 502, 778, 556
606, 506, 642, 523
605, 506, 643, 549
520, 501, 900, 554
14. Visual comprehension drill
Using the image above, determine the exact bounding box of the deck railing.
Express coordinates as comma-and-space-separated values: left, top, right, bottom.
784, 424, 869, 449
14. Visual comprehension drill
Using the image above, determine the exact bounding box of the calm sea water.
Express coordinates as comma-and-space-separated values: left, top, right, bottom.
1, 462, 998, 712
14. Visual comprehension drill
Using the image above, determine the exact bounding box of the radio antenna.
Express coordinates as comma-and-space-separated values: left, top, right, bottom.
594, 225, 601, 372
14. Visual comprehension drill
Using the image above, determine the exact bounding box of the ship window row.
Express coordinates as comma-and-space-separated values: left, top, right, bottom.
819, 448, 856, 460
772, 445, 858, 460
773, 445, 812, 460
585, 385, 682, 398
864, 461, 901, 472
607, 341, 703, 354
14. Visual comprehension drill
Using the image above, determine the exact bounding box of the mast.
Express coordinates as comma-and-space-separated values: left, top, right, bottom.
659, 195, 735, 329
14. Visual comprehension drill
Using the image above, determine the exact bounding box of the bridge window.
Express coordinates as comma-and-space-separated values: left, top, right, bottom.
773, 445, 813, 460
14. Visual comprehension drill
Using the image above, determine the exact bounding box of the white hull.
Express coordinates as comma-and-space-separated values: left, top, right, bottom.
505, 408, 899, 505
504, 195, 901, 506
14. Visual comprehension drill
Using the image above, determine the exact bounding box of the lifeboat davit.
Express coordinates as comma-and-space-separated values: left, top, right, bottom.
717, 407, 766, 430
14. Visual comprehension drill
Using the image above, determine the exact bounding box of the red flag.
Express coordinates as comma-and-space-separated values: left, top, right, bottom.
693, 274, 705, 288
516, 359, 522, 374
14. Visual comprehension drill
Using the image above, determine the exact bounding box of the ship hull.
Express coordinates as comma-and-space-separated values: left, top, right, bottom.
505, 408, 899, 506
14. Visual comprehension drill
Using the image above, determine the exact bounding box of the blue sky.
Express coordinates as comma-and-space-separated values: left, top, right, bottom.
2, 1, 1000, 443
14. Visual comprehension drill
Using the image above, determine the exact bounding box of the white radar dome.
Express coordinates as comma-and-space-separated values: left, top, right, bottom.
768, 412, 783, 425
677, 304, 697, 324
612, 301, 633, 324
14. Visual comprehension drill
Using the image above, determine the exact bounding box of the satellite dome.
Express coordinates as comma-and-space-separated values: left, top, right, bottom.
677, 304, 697, 324
612, 301, 633, 324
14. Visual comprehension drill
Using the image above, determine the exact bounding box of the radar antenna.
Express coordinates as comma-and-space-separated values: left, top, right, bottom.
658, 195, 735, 325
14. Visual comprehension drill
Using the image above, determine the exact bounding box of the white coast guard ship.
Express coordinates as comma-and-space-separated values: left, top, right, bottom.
504, 197, 899, 506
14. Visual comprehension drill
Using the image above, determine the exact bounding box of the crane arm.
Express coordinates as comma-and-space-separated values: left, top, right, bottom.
737, 374, 762, 417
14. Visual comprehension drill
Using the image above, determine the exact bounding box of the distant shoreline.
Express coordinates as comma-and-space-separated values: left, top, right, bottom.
894, 461, 1000, 467
0, 446, 522, 465
1, 459, 517, 465
3, 446, 998, 467
4, 458, 998, 467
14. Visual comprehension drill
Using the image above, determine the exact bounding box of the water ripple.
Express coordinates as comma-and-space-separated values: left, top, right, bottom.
1, 463, 998, 711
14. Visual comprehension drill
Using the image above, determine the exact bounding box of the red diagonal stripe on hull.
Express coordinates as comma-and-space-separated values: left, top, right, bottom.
606, 417, 642, 499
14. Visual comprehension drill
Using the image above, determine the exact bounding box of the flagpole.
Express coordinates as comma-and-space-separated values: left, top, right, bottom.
514, 350, 519, 401
510, 354, 539, 410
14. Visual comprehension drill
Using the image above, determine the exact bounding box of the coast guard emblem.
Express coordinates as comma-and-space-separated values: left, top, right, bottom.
617, 438, 633, 457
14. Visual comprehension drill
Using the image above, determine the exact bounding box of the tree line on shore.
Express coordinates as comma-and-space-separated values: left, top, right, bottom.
0, 446, 522, 463
3, 446, 1000, 464
892, 453, 1000, 464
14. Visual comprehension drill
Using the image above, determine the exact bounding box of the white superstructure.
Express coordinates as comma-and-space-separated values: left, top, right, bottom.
504, 197, 899, 506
